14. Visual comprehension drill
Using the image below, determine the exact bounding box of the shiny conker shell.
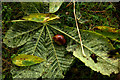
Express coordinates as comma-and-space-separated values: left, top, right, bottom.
53, 34, 66, 45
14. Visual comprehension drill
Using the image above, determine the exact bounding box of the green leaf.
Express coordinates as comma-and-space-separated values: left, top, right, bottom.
11, 64, 45, 78
21, 2, 62, 14
105, 5, 113, 10
10, 25, 74, 79
67, 30, 119, 76
3, 21, 42, 48
22, 13, 60, 23
49, 2, 63, 13
21, 2, 49, 14
6, 21, 119, 78
116, 44, 120, 48
12, 54, 44, 66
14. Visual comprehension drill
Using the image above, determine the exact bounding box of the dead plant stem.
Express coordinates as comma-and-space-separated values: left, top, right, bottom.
73, 1, 86, 57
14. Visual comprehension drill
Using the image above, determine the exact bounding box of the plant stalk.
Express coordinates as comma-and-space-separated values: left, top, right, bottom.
73, 1, 86, 57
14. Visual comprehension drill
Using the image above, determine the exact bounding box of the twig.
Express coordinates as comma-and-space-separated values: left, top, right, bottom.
66, 2, 73, 8
73, 1, 86, 57
2, 58, 11, 65
89, 10, 106, 13
109, 2, 116, 11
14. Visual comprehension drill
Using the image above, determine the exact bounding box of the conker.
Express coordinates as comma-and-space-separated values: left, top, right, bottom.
53, 34, 66, 45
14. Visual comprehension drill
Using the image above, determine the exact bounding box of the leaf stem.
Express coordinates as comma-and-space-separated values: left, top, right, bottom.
46, 26, 62, 74
73, 2, 86, 57
32, 26, 45, 55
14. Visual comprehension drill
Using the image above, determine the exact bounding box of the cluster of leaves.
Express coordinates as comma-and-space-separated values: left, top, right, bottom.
2, 2, 120, 80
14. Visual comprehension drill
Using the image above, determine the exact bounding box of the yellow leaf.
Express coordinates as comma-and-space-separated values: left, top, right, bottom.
22, 13, 60, 23
12, 54, 44, 66
92, 26, 120, 42
93, 26, 120, 34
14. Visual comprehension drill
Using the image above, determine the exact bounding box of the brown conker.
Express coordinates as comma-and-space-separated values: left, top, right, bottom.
53, 34, 66, 45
